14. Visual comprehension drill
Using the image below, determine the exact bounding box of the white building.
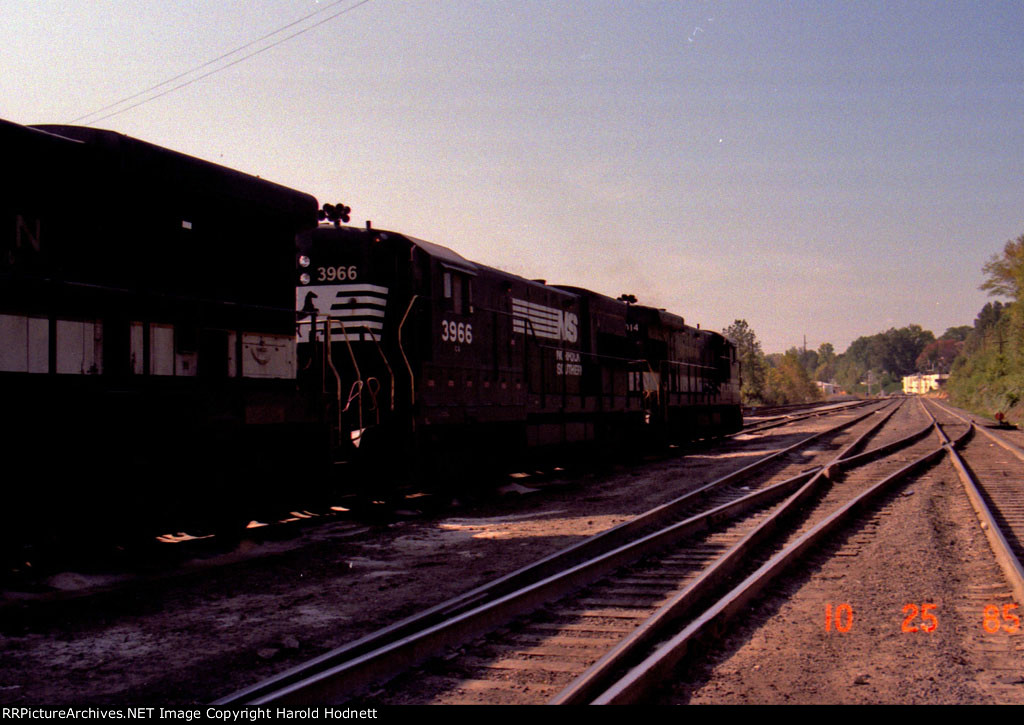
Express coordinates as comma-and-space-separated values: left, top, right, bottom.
815, 381, 840, 396
902, 373, 948, 395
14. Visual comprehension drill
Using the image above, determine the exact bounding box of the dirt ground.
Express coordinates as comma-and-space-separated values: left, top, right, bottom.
13, 404, 1003, 707
662, 454, 1024, 705
0, 422, 813, 706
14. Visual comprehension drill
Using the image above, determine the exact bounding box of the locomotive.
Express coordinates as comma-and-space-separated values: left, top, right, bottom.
1, 117, 741, 548
1, 118, 318, 544
295, 222, 742, 482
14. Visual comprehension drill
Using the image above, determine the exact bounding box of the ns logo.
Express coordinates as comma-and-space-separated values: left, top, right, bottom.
560, 311, 579, 343
511, 298, 579, 344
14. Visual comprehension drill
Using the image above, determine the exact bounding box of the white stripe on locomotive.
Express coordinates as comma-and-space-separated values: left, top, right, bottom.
296, 318, 382, 343
511, 297, 579, 343
328, 307, 387, 318
328, 295, 388, 306
296, 283, 389, 343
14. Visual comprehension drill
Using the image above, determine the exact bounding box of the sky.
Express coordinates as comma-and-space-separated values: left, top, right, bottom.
3, 0, 1022, 353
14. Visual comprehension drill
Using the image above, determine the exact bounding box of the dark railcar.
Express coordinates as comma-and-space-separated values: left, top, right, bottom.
2, 115, 741, 549
1, 119, 318, 544
625, 305, 743, 439
295, 223, 742, 483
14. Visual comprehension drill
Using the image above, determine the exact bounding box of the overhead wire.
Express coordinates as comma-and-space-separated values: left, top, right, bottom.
71, 0, 375, 126
70, 0, 352, 124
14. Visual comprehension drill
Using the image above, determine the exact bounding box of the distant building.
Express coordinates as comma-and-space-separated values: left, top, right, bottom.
902, 373, 948, 395
815, 381, 840, 396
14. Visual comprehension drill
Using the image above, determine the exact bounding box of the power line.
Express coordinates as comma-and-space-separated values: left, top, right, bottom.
71, 0, 375, 126
71, 0, 353, 125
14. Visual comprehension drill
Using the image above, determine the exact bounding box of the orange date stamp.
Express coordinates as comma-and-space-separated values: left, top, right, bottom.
822, 601, 1022, 634
982, 603, 1020, 633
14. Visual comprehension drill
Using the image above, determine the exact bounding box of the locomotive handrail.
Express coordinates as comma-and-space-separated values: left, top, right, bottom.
365, 377, 381, 425
397, 295, 418, 406
657, 357, 718, 371
336, 319, 364, 433
323, 318, 345, 439
363, 326, 395, 412
342, 380, 362, 413
300, 312, 317, 372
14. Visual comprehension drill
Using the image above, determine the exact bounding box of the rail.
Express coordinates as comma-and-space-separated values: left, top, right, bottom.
214, 400, 900, 705
581, 400, 968, 703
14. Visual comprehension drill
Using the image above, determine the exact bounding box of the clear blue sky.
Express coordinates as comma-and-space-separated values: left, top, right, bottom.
3, 1, 1022, 353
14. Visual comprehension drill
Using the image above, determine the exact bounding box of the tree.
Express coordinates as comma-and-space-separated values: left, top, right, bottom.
948, 238, 1024, 420
940, 326, 972, 342
723, 319, 767, 404
765, 350, 821, 404
834, 325, 937, 393
981, 234, 1024, 301
814, 342, 837, 382
916, 339, 961, 373
881, 325, 935, 376
975, 301, 1005, 331
797, 347, 819, 378
962, 301, 1006, 356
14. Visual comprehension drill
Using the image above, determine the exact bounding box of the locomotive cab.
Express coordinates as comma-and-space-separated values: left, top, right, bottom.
295, 224, 419, 472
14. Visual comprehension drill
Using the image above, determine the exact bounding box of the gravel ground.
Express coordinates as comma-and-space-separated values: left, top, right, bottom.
662, 452, 1024, 705
0, 420, 833, 706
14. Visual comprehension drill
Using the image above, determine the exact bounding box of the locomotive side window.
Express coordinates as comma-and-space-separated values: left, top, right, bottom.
130, 322, 145, 375
452, 275, 463, 314
148, 324, 201, 377
56, 320, 103, 375
443, 270, 473, 315
174, 324, 198, 376
150, 324, 175, 376
0, 314, 48, 373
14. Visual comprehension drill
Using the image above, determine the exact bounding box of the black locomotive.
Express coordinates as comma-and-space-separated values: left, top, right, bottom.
2, 117, 741, 548
295, 223, 742, 482
1, 119, 318, 544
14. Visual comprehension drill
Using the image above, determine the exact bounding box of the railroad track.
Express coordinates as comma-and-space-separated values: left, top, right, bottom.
561, 399, 967, 704
927, 400, 1024, 603
219, 396, 1024, 705
216, 398, 937, 705
738, 399, 872, 435
656, 399, 1024, 704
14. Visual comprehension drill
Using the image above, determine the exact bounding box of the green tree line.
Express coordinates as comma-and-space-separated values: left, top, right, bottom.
724, 320, 961, 405
725, 233, 1024, 410
946, 234, 1024, 420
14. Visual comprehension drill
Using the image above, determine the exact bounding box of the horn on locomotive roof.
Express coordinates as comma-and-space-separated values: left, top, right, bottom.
318, 202, 351, 226
617, 293, 637, 305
